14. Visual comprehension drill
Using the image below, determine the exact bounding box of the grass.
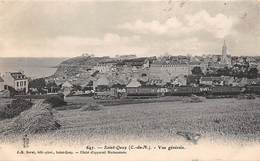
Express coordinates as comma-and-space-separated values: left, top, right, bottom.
46, 98, 260, 143
0, 97, 259, 144
64, 96, 184, 107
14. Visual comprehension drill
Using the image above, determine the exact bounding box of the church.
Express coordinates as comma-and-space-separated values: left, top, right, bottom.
221, 40, 232, 67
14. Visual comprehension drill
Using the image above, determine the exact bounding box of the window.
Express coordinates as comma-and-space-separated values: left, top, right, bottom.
17, 82, 19, 87
20, 81, 23, 86
24, 81, 26, 86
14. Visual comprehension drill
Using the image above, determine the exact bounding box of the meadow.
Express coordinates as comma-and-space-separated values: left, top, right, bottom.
0, 97, 259, 145
46, 97, 260, 144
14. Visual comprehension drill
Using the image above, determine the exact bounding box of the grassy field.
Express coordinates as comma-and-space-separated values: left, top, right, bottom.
63, 96, 184, 108
0, 97, 259, 144
40, 97, 260, 144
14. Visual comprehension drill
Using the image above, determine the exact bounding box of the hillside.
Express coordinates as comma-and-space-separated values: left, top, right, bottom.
53, 56, 112, 78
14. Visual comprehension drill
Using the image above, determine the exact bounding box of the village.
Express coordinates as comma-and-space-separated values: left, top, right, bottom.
1, 1, 260, 159
0, 41, 260, 100
0, 40, 260, 146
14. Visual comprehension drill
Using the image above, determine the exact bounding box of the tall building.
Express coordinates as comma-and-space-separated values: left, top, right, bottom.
222, 40, 227, 57
221, 40, 231, 67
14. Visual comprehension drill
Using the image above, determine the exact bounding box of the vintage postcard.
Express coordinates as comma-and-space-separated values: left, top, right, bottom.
0, 0, 259, 161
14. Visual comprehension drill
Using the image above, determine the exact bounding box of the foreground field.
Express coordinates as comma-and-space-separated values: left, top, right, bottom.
0, 97, 259, 145
40, 97, 259, 144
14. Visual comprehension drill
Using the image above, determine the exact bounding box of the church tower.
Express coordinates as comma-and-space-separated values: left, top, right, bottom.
222, 40, 227, 57
221, 40, 231, 67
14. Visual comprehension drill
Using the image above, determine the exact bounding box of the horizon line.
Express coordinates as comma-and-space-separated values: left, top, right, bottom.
0, 54, 260, 58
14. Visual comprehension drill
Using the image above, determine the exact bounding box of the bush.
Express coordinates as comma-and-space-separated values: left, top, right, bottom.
43, 95, 66, 107
0, 98, 33, 119
237, 94, 256, 100
183, 95, 205, 103
80, 103, 103, 111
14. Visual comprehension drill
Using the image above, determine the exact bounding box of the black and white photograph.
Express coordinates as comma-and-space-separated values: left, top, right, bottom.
0, 0, 259, 161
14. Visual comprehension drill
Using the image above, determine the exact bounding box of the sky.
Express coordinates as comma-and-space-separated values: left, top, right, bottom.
0, 0, 259, 57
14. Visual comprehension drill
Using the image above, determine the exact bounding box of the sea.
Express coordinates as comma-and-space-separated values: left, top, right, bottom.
0, 57, 68, 79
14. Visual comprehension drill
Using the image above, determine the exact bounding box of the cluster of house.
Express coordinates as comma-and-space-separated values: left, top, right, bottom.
199, 76, 259, 86
57, 42, 254, 84
50, 41, 260, 96
0, 41, 259, 97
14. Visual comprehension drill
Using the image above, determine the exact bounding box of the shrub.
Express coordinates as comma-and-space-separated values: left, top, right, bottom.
183, 95, 205, 103
80, 103, 103, 111
0, 98, 33, 119
43, 95, 66, 107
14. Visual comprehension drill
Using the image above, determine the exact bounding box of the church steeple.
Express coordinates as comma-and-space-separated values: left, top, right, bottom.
222, 40, 227, 57
221, 40, 231, 67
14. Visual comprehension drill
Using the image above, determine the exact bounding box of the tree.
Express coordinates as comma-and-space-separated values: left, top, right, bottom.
187, 75, 200, 86
5, 85, 16, 97
46, 81, 60, 93
29, 78, 46, 89
191, 67, 203, 76
73, 84, 82, 91
216, 67, 231, 76
141, 73, 147, 77
247, 68, 258, 79
46, 81, 58, 88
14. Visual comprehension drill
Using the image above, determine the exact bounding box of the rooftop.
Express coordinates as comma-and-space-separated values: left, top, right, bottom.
200, 77, 223, 82
0, 76, 4, 82
10, 72, 27, 80
151, 61, 189, 66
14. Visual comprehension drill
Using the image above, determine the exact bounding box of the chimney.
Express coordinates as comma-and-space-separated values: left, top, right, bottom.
18, 69, 25, 75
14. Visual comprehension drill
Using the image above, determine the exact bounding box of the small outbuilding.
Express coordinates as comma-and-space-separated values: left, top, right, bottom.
126, 78, 141, 88
93, 76, 110, 90
62, 81, 73, 96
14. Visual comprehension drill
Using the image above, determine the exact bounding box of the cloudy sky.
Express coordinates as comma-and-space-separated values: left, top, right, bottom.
0, 0, 259, 57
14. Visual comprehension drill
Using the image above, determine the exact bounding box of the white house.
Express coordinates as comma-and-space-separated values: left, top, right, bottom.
150, 62, 191, 77
257, 63, 260, 74
232, 78, 248, 87
2, 72, 28, 93
150, 62, 191, 83
126, 78, 141, 88
172, 75, 187, 86
199, 77, 223, 86
62, 81, 73, 96
148, 75, 165, 86
142, 59, 150, 69
93, 76, 110, 90
93, 63, 114, 73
